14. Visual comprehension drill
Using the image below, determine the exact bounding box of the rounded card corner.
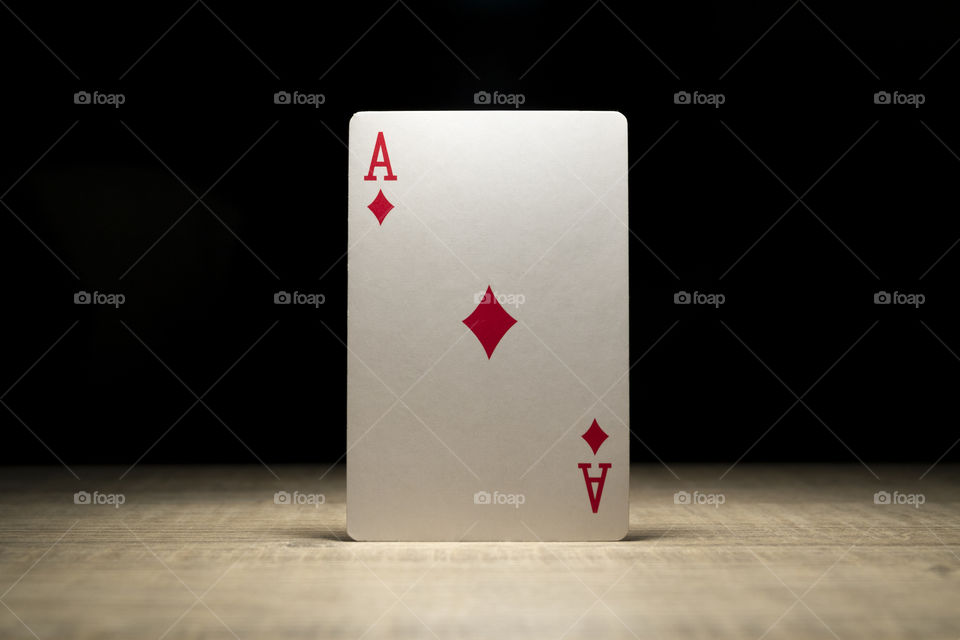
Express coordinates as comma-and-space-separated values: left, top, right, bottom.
610, 110, 628, 131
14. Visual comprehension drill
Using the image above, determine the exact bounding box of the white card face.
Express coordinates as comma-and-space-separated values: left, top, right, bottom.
347, 111, 629, 541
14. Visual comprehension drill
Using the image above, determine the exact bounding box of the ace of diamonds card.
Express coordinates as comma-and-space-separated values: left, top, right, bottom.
347, 111, 629, 541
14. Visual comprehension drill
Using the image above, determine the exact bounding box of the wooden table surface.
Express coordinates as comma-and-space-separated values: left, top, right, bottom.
0, 464, 957, 639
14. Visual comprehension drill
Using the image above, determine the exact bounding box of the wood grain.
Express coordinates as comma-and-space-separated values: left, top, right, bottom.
0, 464, 957, 639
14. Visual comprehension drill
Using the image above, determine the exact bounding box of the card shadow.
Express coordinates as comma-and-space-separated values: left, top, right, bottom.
283, 527, 349, 542
621, 529, 680, 542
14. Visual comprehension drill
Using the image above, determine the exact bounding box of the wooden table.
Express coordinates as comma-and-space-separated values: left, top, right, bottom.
1, 464, 957, 639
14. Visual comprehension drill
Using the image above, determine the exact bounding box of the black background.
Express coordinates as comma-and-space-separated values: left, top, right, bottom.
1, 1, 958, 466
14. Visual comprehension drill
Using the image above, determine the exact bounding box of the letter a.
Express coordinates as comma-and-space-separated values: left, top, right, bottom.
364, 131, 397, 181
578, 463, 612, 513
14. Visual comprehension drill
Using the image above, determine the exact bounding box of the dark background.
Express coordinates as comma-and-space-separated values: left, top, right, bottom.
1, 1, 958, 466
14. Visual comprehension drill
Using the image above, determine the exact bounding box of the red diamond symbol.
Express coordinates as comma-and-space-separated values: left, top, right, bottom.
368, 189, 394, 225
462, 285, 517, 359
581, 419, 608, 455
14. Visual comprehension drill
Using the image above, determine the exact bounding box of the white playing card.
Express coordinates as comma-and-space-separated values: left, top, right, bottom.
347, 111, 629, 541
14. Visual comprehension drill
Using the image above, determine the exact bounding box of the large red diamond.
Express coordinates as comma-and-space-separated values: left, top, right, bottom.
462, 285, 517, 359
367, 189, 394, 225
581, 419, 608, 455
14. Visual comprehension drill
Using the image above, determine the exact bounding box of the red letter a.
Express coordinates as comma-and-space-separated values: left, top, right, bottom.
364, 131, 397, 181
578, 463, 612, 514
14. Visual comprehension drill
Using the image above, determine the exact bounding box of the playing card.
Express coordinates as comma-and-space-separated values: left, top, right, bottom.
347, 111, 629, 541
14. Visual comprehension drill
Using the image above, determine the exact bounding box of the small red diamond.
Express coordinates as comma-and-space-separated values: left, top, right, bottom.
581, 419, 608, 455
367, 189, 394, 225
462, 286, 517, 359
